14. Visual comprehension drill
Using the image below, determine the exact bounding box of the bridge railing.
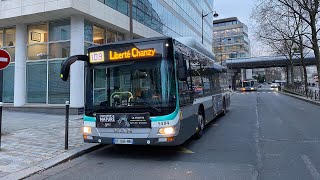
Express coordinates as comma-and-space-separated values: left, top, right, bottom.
284, 86, 320, 101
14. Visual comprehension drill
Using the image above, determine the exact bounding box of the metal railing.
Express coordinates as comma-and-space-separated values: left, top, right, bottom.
284, 86, 320, 101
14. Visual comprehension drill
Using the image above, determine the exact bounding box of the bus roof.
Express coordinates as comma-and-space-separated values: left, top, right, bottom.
88, 36, 172, 51
174, 37, 216, 61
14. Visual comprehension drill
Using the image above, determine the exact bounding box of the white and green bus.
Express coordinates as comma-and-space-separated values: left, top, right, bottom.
60, 36, 230, 146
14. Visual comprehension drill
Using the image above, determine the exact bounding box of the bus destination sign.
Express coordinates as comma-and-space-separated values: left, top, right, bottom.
90, 46, 162, 63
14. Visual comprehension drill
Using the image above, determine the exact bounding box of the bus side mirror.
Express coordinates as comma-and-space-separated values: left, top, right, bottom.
60, 55, 89, 81
176, 52, 187, 81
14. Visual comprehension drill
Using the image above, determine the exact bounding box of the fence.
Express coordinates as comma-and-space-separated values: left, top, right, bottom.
284, 86, 320, 101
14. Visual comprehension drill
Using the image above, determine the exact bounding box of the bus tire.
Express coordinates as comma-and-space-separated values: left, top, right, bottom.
221, 98, 226, 116
194, 112, 204, 139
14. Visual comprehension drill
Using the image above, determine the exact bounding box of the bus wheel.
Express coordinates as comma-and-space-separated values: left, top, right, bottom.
194, 113, 204, 139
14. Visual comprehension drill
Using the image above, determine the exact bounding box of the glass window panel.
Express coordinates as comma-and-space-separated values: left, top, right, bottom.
0, 29, 3, 48
94, 69, 106, 89
48, 60, 70, 104
28, 24, 48, 44
116, 32, 124, 42
84, 21, 93, 42
84, 42, 93, 54
106, 31, 116, 43
93, 26, 105, 45
4, 28, 16, 46
49, 19, 70, 41
28, 44, 48, 60
49, 42, 70, 59
105, 0, 117, 9
27, 62, 47, 103
3, 47, 15, 62
118, 0, 128, 15
3, 64, 14, 103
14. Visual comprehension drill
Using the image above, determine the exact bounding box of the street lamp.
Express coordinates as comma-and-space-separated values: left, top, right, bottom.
202, 10, 219, 44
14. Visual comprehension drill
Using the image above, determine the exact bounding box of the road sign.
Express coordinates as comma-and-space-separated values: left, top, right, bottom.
0, 49, 11, 70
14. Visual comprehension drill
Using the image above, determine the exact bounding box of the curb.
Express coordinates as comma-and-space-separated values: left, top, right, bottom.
280, 91, 320, 106
0, 143, 103, 180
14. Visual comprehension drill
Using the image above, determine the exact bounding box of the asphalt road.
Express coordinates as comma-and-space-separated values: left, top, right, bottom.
27, 88, 320, 180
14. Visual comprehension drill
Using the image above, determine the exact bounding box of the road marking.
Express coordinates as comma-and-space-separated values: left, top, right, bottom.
255, 99, 263, 172
179, 147, 195, 154
301, 155, 320, 180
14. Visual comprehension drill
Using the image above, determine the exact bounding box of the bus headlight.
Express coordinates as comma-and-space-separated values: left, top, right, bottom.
159, 127, 175, 135
83, 126, 92, 134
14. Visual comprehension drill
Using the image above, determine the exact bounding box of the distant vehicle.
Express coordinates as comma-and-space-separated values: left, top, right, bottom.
240, 79, 258, 91
271, 83, 280, 88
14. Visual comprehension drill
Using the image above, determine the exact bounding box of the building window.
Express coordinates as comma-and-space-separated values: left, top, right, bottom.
3, 64, 14, 103
93, 26, 105, 45
49, 42, 70, 59
26, 61, 47, 103
49, 20, 70, 41
48, 60, 70, 104
0, 27, 16, 62
106, 30, 116, 43
27, 44, 48, 60
28, 24, 48, 44
4, 28, 16, 46
26, 20, 71, 104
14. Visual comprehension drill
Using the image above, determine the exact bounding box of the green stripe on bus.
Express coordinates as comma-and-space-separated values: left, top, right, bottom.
83, 108, 179, 122
84, 115, 96, 122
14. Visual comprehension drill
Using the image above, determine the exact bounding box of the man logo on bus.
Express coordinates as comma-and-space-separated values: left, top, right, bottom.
117, 115, 130, 127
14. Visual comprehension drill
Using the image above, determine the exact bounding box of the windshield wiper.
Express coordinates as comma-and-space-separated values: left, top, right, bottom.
129, 101, 162, 112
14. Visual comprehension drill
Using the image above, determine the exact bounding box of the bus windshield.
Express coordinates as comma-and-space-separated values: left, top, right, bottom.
86, 59, 176, 116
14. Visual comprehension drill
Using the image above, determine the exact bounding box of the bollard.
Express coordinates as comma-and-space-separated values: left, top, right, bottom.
65, 101, 70, 150
0, 102, 2, 150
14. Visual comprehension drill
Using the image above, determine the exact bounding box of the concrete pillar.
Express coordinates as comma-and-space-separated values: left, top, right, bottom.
14, 24, 27, 106
246, 69, 253, 79
70, 15, 85, 108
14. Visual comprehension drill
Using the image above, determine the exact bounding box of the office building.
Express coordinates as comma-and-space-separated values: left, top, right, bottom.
0, 0, 214, 110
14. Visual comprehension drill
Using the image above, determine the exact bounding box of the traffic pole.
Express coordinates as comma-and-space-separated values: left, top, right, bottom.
0, 102, 2, 150
65, 101, 70, 150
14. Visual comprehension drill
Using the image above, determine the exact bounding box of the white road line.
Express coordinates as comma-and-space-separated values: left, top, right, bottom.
301, 155, 320, 180
255, 99, 263, 172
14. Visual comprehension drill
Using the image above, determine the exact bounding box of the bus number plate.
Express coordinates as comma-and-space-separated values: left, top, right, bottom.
113, 138, 134, 144
158, 121, 169, 126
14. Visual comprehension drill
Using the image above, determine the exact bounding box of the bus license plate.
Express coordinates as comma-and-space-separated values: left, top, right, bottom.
113, 138, 134, 144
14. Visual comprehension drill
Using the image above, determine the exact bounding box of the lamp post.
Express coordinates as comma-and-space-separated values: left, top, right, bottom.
201, 10, 218, 44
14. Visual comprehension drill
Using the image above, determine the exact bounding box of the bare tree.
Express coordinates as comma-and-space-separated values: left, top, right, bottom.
277, 0, 320, 88
252, 0, 313, 91
252, 0, 297, 85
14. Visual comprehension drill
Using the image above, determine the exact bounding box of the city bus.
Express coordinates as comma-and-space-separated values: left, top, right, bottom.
60, 36, 230, 146
240, 79, 258, 91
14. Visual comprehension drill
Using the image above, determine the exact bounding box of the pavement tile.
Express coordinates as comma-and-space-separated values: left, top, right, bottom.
0, 111, 91, 178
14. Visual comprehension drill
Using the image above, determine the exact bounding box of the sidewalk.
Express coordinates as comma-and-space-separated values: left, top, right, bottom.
280, 90, 320, 106
0, 111, 99, 179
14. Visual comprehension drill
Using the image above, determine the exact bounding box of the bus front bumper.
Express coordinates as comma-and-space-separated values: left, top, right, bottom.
84, 136, 180, 146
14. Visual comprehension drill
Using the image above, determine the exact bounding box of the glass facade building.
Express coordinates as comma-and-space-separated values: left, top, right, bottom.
0, 0, 214, 108
97, 0, 214, 49
212, 17, 251, 63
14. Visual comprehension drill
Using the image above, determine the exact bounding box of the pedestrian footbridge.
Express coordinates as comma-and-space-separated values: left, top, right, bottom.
225, 54, 317, 69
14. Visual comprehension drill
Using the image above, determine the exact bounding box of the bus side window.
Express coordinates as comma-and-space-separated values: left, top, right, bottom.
178, 59, 193, 106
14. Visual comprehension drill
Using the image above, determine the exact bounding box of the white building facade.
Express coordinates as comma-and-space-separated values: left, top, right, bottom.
0, 0, 214, 108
